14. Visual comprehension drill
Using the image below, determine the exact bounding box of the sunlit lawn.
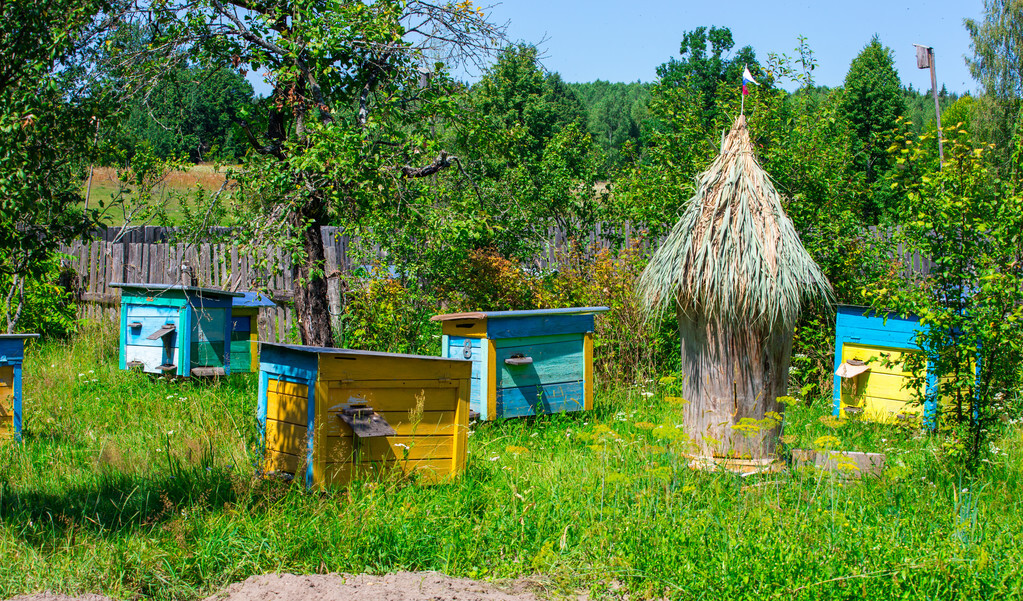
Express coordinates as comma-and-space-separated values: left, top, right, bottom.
1, 323, 1021, 600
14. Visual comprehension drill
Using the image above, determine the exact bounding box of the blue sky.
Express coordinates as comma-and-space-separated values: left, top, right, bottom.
480, 0, 985, 93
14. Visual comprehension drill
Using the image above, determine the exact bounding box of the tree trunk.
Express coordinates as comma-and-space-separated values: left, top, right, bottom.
677, 308, 793, 458
292, 199, 334, 347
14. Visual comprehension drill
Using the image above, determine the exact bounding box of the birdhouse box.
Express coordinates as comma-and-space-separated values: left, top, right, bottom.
231, 292, 277, 373
257, 343, 472, 489
0, 334, 38, 441
431, 307, 609, 420
833, 305, 935, 423
111, 283, 243, 377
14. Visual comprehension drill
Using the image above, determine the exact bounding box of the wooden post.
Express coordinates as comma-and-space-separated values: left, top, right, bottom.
677, 309, 792, 458
915, 44, 944, 168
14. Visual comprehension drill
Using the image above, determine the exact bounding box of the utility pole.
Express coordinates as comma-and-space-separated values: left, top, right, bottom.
914, 44, 944, 169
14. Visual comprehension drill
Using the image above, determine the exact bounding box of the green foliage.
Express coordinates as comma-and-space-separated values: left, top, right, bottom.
902, 84, 961, 137
873, 131, 1023, 472
128, 0, 506, 345
568, 81, 651, 175
0, 257, 79, 338
457, 45, 602, 242
966, 1, 1023, 100
965, 1, 1023, 171
656, 26, 764, 128
0, 0, 111, 280
4, 330, 1023, 599
121, 65, 255, 163
339, 265, 441, 356
841, 36, 907, 222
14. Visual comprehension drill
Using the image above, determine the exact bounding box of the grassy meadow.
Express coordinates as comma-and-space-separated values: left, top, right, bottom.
2, 323, 1023, 600
82, 165, 232, 227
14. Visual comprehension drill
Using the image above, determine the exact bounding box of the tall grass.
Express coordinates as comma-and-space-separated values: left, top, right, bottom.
2, 325, 1022, 599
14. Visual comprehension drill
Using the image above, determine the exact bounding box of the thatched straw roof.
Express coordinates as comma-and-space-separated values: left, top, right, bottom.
638, 115, 832, 327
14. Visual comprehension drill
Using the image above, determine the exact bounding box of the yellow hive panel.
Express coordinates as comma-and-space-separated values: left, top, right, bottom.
263, 449, 302, 474
325, 458, 456, 484
840, 344, 925, 420
266, 382, 309, 426
440, 319, 488, 338
268, 379, 309, 398
326, 383, 460, 413
265, 419, 307, 457
0, 366, 13, 415
842, 344, 920, 377
324, 435, 455, 463
322, 410, 457, 437
319, 355, 472, 382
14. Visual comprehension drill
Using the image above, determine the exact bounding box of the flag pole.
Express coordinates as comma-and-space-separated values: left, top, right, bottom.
740, 63, 746, 116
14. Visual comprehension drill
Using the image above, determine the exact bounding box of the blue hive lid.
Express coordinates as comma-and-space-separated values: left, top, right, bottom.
233, 291, 277, 308
263, 342, 461, 362
431, 306, 610, 322
111, 282, 243, 299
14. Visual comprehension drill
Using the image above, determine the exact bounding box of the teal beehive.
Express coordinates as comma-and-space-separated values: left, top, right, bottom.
111, 283, 243, 377
431, 307, 609, 420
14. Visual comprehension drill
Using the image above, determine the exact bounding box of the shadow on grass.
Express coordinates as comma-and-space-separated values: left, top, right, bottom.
0, 461, 292, 546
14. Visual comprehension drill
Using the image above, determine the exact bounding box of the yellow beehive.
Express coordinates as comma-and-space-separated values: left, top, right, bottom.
833, 305, 934, 423
257, 343, 471, 488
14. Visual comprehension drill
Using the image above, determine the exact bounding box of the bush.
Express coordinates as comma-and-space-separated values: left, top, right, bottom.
0, 255, 80, 338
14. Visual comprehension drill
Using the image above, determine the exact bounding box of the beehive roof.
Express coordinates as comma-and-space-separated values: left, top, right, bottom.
637, 115, 832, 327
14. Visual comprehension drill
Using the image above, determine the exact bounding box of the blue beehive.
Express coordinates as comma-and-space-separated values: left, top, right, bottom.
833, 304, 936, 423
111, 283, 243, 377
231, 292, 277, 373
431, 307, 609, 420
1, 334, 38, 441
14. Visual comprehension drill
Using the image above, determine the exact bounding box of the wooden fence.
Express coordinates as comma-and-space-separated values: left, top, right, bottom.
60, 224, 931, 343
58, 224, 634, 343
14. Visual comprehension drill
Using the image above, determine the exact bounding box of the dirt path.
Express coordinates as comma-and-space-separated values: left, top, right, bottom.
7, 572, 548, 601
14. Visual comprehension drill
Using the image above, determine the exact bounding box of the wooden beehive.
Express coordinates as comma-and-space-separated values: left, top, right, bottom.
111, 283, 243, 377
833, 305, 935, 423
0, 334, 39, 441
231, 292, 276, 373
431, 307, 609, 420
257, 343, 472, 489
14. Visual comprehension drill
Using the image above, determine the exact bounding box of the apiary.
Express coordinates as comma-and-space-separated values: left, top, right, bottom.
431, 307, 609, 420
258, 343, 471, 488
111, 283, 243, 377
0, 334, 38, 441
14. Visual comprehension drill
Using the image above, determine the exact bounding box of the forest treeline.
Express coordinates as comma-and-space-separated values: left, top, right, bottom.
119, 43, 961, 178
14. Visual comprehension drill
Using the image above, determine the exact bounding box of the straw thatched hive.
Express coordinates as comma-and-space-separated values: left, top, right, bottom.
638, 115, 832, 458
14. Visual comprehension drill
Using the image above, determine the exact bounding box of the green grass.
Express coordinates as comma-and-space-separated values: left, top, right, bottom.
2, 324, 1023, 599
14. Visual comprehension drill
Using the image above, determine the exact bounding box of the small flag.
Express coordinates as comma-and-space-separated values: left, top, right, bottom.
742, 65, 759, 96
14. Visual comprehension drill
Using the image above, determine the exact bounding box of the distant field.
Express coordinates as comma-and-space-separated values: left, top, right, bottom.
82, 164, 234, 227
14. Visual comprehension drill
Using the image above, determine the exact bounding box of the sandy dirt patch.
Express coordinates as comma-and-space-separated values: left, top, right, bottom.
7, 572, 549, 601
206, 572, 541, 601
